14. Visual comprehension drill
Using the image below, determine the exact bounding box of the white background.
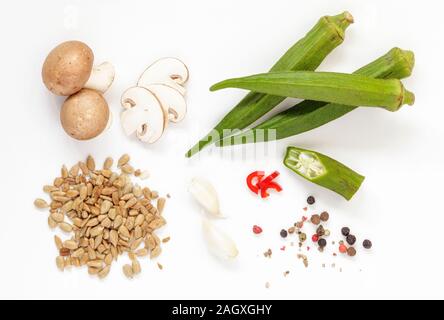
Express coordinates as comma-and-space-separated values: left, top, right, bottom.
0, 0, 442, 300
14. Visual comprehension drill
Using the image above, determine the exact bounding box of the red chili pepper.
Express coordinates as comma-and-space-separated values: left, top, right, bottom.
253, 225, 263, 235
246, 171, 265, 194
258, 171, 280, 189
246, 170, 282, 198
260, 181, 282, 198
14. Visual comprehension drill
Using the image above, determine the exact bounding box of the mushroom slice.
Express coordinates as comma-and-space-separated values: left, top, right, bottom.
84, 62, 115, 93
120, 86, 167, 143
145, 84, 187, 123
137, 57, 189, 96
120, 106, 149, 136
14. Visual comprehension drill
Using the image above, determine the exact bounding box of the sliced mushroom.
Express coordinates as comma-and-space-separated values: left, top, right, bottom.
145, 84, 187, 123
120, 86, 167, 143
84, 62, 115, 93
137, 57, 189, 96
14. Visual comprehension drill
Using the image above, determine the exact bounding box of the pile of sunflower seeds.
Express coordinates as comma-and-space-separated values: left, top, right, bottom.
34, 154, 167, 279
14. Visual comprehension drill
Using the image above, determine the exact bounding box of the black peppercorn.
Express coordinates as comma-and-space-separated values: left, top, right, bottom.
318, 238, 327, 248
346, 234, 356, 245
341, 227, 350, 237
363, 239, 372, 249
307, 196, 315, 205
280, 229, 288, 238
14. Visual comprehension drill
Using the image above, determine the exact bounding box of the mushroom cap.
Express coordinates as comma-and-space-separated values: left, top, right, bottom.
42, 41, 94, 96
60, 89, 109, 140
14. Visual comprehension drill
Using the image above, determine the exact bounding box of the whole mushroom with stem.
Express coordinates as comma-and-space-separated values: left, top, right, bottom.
42, 40, 115, 140
120, 57, 189, 144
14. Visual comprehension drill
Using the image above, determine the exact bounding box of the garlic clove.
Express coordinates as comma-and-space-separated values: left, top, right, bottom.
202, 219, 238, 260
188, 177, 223, 218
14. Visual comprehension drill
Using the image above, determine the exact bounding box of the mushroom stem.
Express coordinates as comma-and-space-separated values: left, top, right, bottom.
84, 62, 115, 93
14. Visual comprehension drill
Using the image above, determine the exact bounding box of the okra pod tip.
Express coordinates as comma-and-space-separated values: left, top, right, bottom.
330, 11, 354, 31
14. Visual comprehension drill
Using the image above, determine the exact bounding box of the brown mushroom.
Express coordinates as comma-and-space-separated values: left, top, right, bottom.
42, 41, 94, 96
60, 89, 110, 140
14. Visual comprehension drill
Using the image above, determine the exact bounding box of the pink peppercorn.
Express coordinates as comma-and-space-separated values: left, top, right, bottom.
312, 234, 319, 242
339, 244, 347, 254
253, 225, 263, 235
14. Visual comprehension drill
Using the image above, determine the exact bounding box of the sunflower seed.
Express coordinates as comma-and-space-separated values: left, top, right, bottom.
162, 237, 171, 243
54, 177, 64, 187
150, 246, 162, 259
122, 264, 133, 279
100, 200, 113, 214
121, 164, 134, 175
56, 256, 65, 271
118, 225, 130, 239
132, 259, 141, 275
78, 163, 89, 176
43, 185, 58, 193
71, 248, 85, 258
118, 154, 130, 168
103, 157, 113, 170
135, 248, 149, 257
61, 165, 68, 179
59, 222, 73, 233
69, 164, 80, 177
50, 212, 64, 223
34, 198, 49, 209
157, 198, 166, 215
86, 155, 96, 171
90, 226, 104, 238
87, 260, 103, 269
54, 235, 63, 250
48, 216, 58, 229
63, 240, 78, 250
98, 265, 111, 279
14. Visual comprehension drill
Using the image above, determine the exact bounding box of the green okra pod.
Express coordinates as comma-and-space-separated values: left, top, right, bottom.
185, 11, 354, 158
217, 48, 415, 146
210, 71, 415, 112
283, 146, 365, 200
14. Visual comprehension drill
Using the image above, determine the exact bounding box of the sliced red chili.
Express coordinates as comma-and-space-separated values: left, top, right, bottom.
258, 171, 279, 189
246, 171, 265, 194
260, 181, 283, 198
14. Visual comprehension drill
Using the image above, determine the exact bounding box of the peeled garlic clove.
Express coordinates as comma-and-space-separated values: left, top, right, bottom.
188, 177, 223, 218
202, 219, 238, 260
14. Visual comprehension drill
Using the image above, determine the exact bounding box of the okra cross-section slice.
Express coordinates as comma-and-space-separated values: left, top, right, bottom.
211, 71, 415, 112
283, 146, 365, 200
